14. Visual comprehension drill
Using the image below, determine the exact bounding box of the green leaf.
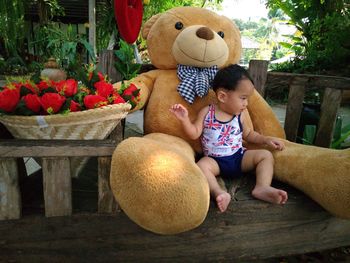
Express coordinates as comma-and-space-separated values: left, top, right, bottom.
60, 98, 71, 112
30, 72, 41, 84
291, 36, 303, 42
62, 42, 77, 63
115, 50, 126, 62
14, 100, 35, 116
302, 125, 316, 145
19, 86, 34, 96
341, 123, 350, 134
333, 116, 342, 141
80, 39, 96, 62
40, 87, 57, 95
114, 61, 128, 79
279, 42, 292, 49
132, 89, 140, 97
47, 39, 60, 48
89, 72, 100, 88
332, 130, 350, 149
129, 63, 141, 73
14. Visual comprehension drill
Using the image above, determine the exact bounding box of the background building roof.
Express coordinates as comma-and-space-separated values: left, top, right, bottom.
241, 36, 260, 49
25, 0, 105, 24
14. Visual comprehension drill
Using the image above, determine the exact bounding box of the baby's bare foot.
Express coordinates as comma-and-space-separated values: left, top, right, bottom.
216, 192, 231, 212
252, 186, 288, 204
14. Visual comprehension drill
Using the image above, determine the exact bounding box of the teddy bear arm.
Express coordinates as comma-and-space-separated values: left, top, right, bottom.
113, 70, 163, 112
131, 70, 167, 111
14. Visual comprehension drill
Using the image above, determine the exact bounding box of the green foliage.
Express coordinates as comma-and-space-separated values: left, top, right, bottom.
36, 0, 64, 22
0, 55, 41, 76
332, 119, 350, 149
0, 0, 65, 75
0, 0, 64, 59
114, 39, 141, 80
143, 0, 223, 22
0, 0, 25, 59
233, 18, 282, 63
299, 117, 350, 149
96, 0, 118, 52
300, 125, 317, 145
0, 56, 28, 75
266, 0, 350, 74
31, 23, 96, 76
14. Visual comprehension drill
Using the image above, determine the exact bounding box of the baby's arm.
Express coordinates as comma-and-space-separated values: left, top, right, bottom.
169, 104, 207, 140
241, 112, 285, 150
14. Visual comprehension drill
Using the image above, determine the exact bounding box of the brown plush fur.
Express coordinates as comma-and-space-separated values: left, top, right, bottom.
111, 134, 209, 234
110, 7, 350, 235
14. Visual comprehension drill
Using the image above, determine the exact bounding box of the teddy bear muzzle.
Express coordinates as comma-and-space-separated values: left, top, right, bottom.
172, 25, 229, 68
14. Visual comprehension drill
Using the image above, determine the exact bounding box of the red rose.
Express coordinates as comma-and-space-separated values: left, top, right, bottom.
37, 80, 51, 92
94, 81, 114, 98
97, 72, 105, 81
0, 88, 20, 112
88, 71, 93, 81
112, 93, 126, 104
23, 82, 39, 94
7, 82, 22, 90
56, 79, 78, 97
79, 86, 91, 95
83, 95, 108, 109
22, 94, 41, 113
122, 83, 139, 96
52, 80, 63, 90
69, 100, 81, 112
131, 94, 141, 104
40, 93, 66, 114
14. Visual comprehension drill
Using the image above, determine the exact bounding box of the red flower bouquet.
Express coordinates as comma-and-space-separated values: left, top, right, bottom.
0, 64, 140, 178
0, 64, 140, 116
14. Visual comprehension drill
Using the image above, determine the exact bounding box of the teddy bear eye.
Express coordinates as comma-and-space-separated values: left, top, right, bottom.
175, 22, 184, 30
217, 31, 225, 38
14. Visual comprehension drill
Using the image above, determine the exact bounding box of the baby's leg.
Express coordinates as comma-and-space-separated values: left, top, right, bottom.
197, 157, 231, 212
241, 150, 288, 204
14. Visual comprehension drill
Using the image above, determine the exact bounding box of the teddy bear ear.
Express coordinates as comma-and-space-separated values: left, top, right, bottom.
142, 13, 162, 39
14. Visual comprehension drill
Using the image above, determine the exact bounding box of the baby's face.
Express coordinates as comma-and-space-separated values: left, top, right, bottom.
222, 79, 254, 115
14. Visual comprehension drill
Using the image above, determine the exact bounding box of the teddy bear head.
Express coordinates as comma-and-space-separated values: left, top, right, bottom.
142, 6, 242, 69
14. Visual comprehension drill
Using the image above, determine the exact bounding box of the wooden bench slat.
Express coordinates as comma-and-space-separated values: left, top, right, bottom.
268, 72, 350, 90
0, 194, 349, 262
0, 139, 116, 158
315, 88, 343, 147
97, 121, 123, 213
42, 157, 72, 217
98, 156, 118, 214
284, 77, 308, 141
0, 158, 21, 220
249, 60, 269, 97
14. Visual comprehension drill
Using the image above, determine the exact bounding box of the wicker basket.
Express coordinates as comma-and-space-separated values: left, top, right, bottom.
0, 103, 131, 177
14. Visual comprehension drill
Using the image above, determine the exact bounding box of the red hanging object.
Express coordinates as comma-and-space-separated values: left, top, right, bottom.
114, 0, 143, 44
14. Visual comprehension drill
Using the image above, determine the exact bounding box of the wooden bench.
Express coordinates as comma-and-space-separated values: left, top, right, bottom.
0, 124, 123, 220
249, 60, 350, 148
0, 60, 349, 261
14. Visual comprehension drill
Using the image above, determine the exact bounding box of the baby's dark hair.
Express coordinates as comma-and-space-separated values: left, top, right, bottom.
212, 64, 253, 92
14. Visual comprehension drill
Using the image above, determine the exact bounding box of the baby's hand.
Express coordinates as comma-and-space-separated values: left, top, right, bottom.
169, 104, 189, 121
265, 137, 285, 151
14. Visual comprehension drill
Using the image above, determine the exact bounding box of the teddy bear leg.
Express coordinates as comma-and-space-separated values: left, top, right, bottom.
273, 140, 350, 219
110, 133, 210, 235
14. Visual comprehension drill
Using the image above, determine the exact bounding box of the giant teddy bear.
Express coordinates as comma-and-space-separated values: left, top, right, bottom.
110, 6, 350, 235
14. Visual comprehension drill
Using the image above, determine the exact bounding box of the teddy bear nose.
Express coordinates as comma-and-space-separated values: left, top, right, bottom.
196, 27, 214, 40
